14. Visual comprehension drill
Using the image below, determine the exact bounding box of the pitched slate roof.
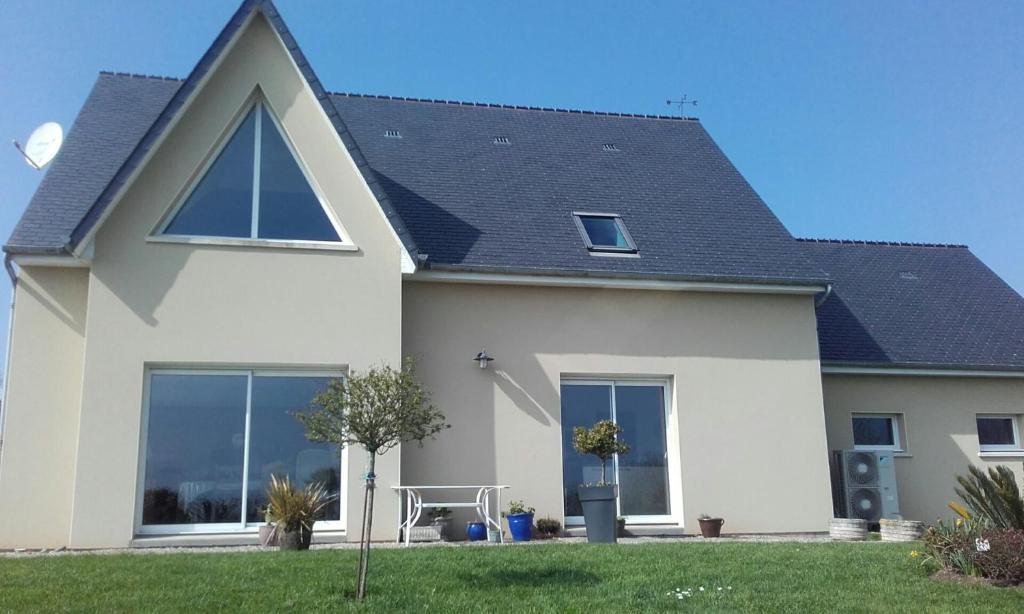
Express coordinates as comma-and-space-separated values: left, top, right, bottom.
330, 93, 827, 283
5, 0, 417, 260
801, 239, 1024, 371
6, 71, 828, 285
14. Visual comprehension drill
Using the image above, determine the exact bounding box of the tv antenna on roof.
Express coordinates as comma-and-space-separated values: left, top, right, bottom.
12, 122, 63, 170
666, 95, 698, 116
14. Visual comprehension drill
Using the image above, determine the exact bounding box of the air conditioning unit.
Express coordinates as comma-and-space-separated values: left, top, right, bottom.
831, 450, 901, 522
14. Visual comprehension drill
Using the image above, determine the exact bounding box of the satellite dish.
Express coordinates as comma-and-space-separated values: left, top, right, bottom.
13, 122, 63, 170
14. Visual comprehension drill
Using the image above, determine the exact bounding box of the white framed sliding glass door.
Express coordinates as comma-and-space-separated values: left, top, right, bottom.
137, 368, 345, 535
561, 378, 675, 525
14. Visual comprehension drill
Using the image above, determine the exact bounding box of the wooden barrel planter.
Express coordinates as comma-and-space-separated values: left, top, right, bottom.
880, 519, 924, 542
830, 518, 867, 541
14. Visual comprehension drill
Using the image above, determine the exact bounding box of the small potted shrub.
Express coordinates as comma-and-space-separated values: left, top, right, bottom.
429, 507, 453, 541
573, 420, 630, 544
536, 517, 562, 539
505, 500, 536, 542
698, 513, 725, 538
266, 475, 335, 551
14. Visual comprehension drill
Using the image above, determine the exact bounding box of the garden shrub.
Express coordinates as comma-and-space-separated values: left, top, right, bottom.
922, 519, 981, 577
536, 517, 562, 537
921, 519, 1024, 585
954, 463, 1024, 529
974, 529, 1024, 584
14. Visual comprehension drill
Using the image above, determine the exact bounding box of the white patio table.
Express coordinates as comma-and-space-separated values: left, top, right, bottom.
392, 485, 510, 546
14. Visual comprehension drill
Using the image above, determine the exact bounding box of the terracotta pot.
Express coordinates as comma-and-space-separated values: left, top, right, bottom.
278, 527, 312, 551
698, 518, 724, 538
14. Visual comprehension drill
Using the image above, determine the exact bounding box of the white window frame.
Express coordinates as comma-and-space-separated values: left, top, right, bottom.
150, 92, 356, 251
976, 414, 1022, 452
135, 367, 347, 536
560, 377, 681, 526
851, 412, 904, 452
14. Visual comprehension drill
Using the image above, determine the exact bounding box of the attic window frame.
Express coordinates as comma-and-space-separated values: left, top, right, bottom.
572, 212, 638, 254
384, 129, 402, 139
149, 94, 356, 252
493, 136, 511, 145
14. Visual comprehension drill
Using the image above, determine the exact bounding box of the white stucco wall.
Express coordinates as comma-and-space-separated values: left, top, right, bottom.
823, 374, 1024, 523
401, 281, 834, 534
0, 267, 89, 548
62, 14, 404, 548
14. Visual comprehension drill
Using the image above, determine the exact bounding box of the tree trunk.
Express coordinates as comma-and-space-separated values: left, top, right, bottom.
601, 458, 607, 484
356, 452, 376, 601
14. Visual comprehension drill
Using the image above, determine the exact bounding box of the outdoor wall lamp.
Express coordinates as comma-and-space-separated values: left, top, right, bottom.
474, 349, 494, 369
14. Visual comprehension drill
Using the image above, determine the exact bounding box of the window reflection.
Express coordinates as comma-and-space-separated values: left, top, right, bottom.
141, 372, 341, 528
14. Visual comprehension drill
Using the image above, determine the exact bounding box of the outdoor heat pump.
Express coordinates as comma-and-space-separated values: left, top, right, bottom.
831, 450, 901, 522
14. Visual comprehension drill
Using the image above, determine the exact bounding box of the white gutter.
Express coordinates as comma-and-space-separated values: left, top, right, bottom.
9, 254, 90, 268
821, 366, 1024, 379
409, 270, 827, 295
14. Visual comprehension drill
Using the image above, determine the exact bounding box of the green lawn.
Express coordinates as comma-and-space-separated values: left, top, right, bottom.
1, 542, 1021, 612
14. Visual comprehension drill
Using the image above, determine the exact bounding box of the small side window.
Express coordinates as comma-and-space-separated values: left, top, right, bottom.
572, 212, 637, 253
976, 415, 1021, 451
852, 413, 903, 452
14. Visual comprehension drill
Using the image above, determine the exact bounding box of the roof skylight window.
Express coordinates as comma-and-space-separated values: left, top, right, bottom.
384, 129, 402, 138
602, 143, 620, 152
572, 212, 637, 253
493, 136, 511, 145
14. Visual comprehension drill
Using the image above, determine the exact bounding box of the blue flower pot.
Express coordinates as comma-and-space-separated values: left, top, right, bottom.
507, 512, 534, 542
466, 521, 487, 541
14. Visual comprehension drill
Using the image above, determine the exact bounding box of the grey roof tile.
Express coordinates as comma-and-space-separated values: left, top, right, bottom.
5, 73, 828, 285
802, 239, 1024, 371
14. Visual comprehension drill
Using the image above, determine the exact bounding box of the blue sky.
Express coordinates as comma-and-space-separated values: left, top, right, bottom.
1, 0, 1022, 366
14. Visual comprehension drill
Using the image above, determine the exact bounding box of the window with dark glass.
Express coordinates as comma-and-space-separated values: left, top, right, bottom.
852, 414, 900, 450
162, 100, 341, 243
141, 371, 341, 529
976, 415, 1020, 450
572, 212, 637, 253
560, 380, 671, 522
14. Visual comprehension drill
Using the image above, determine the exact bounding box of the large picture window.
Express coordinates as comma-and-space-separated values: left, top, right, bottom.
560, 379, 673, 524
159, 99, 345, 244
140, 369, 342, 533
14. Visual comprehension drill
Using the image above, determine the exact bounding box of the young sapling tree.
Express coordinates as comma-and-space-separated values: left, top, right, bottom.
295, 358, 448, 600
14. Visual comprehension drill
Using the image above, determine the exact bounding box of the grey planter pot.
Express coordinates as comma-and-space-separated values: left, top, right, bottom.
278, 527, 312, 551
578, 485, 617, 544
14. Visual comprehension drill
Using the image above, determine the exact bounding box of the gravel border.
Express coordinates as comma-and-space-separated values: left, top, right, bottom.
1, 533, 886, 558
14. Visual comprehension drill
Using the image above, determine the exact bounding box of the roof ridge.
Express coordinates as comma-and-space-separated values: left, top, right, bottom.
796, 237, 969, 249
94, 72, 701, 122
99, 70, 183, 82
328, 91, 700, 122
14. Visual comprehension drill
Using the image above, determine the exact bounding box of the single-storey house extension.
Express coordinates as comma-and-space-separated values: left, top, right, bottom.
1, 0, 1022, 549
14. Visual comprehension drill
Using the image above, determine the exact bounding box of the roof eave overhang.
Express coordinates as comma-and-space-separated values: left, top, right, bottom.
2, 245, 69, 256
821, 362, 1024, 379
409, 265, 829, 295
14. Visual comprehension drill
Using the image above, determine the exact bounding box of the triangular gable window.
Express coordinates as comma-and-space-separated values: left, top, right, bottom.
163, 101, 342, 243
